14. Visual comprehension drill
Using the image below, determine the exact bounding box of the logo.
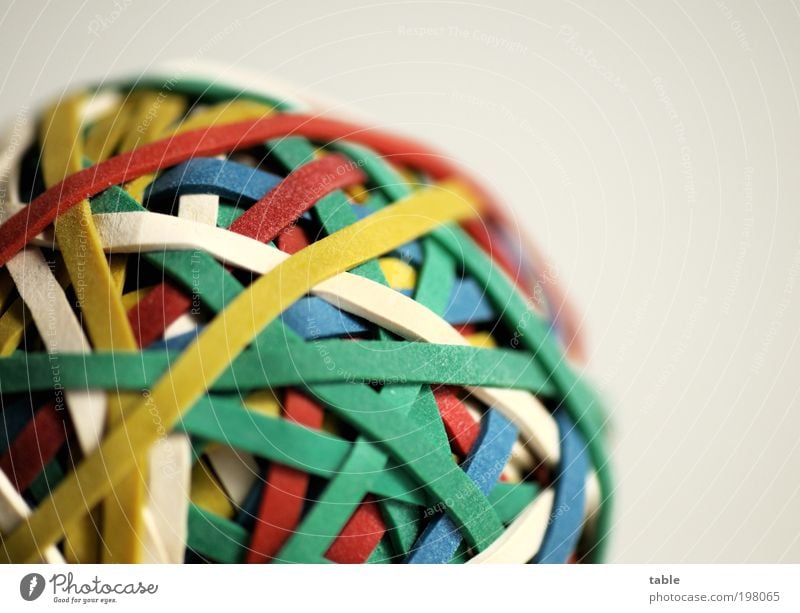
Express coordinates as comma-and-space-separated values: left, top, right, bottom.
20, 573, 45, 601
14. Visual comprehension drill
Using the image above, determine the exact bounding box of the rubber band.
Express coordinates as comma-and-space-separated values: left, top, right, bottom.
0, 472, 64, 564
145, 157, 281, 206
40, 97, 148, 564
434, 388, 481, 457
143, 434, 191, 564
532, 411, 588, 564
0, 402, 65, 493
228, 153, 365, 243
245, 389, 323, 563
325, 496, 385, 564
190, 460, 234, 519
0, 342, 553, 397
406, 409, 517, 563
1, 179, 477, 563
140, 194, 209, 564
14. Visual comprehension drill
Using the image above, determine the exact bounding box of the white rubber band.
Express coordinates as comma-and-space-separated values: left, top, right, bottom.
0, 472, 65, 563
0, 123, 107, 454
62, 208, 561, 465
469, 489, 554, 564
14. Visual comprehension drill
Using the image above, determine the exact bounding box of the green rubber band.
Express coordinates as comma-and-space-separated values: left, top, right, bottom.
28, 459, 64, 504
415, 237, 457, 315
309, 382, 503, 551
376, 383, 455, 556
216, 203, 245, 229
0, 343, 554, 398
180, 395, 423, 505
187, 504, 248, 563
365, 536, 395, 564
113, 76, 293, 112
185, 481, 540, 565
276, 439, 386, 563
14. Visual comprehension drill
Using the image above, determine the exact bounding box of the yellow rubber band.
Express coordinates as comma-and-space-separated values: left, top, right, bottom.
0, 178, 477, 563
378, 257, 417, 290
0, 269, 14, 312
173, 100, 273, 134
41, 96, 143, 563
466, 331, 498, 349
84, 97, 134, 162
121, 93, 188, 202
0, 298, 26, 357
190, 460, 235, 519
244, 389, 281, 417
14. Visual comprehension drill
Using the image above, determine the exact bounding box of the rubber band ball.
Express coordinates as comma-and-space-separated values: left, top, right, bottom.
0, 68, 612, 564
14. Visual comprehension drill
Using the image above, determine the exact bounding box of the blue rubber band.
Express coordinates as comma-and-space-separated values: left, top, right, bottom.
144, 158, 282, 205
532, 410, 588, 563
406, 409, 517, 563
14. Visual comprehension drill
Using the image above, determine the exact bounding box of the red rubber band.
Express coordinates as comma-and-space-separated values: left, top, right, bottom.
325, 495, 385, 564
246, 389, 324, 563
128, 282, 192, 348
277, 224, 311, 254
0, 401, 66, 493
0, 113, 494, 268
433, 387, 480, 457
229, 154, 365, 244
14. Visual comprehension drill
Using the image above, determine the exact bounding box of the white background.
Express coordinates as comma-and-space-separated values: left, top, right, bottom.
0, 0, 798, 562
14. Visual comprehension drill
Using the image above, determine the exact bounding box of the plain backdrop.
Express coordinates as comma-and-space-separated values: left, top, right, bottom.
0, 0, 798, 563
